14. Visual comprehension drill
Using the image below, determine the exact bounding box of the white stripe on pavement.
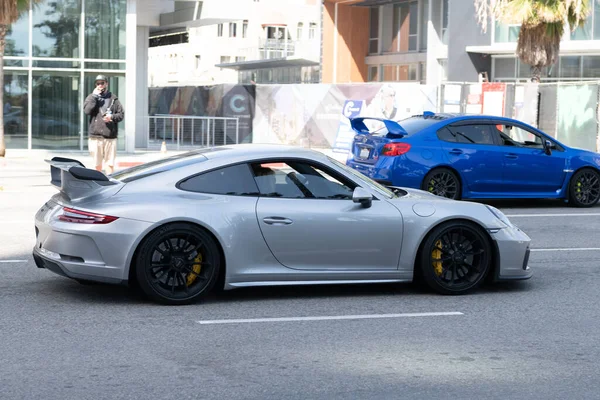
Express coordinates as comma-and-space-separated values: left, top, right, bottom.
0, 260, 27, 263
506, 213, 600, 217
531, 248, 600, 252
197, 312, 464, 325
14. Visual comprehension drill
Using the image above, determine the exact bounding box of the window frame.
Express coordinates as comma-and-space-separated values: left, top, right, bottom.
248, 158, 359, 200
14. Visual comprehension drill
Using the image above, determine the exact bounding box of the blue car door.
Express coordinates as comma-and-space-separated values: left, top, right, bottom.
437, 123, 505, 194
492, 123, 568, 194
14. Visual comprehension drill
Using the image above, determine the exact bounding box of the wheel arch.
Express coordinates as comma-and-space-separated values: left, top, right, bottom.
412, 218, 498, 283
421, 165, 465, 197
127, 220, 227, 291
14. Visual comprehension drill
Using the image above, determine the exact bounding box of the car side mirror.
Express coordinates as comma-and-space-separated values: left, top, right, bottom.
543, 140, 553, 155
353, 187, 373, 208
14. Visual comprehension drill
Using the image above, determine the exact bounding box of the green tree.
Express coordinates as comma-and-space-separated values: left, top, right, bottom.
474, 0, 591, 82
1, 0, 42, 157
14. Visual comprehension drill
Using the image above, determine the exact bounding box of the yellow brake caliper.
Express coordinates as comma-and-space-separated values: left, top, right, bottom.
577, 181, 582, 193
186, 253, 203, 286
432, 240, 443, 276
428, 179, 435, 192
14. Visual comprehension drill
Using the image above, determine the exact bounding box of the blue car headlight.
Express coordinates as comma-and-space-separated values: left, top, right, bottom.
486, 205, 515, 228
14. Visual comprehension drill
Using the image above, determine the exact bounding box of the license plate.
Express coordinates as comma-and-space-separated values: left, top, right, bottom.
359, 148, 370, 159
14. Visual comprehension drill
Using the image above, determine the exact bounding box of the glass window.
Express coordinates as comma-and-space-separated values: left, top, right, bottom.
437, 127, 455, 142
112, 152, 209, 182
32, 0, 81, 58
448, 125, 495, 145
217, 24, 223, 37
494, 22, 520, 43
560, 56, 581, 78
420, 0, 429, 51
297, 22, 303, 39
32, 72, 81, 150
594, 3, 600, 40
229, 23, 237, 38
2, 72, 29, 149
494, 124, 543, 147
383, 65, 397, 81
409, 2, 418, 51
368, 66, 379, 82
494, 58, 516, 79
441, 0, 449, 44
369, 7, 379, 54
243, 20, 248, 38
572, 12, 593, 40
250, 162, 356, 200
178, 164, 259, 196
583, 56, 600, 78
5, 11, 29, 56
309, 23, 317, 39
85, 0, 127, 59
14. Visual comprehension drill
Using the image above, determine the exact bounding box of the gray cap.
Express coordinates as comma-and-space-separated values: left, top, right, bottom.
94, 74, 108, 83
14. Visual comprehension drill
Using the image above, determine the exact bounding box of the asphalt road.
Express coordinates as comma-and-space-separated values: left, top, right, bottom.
1, 165, 600, 400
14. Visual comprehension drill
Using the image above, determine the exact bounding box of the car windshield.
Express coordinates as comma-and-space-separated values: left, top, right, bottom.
327, 156, 399, 199
371, 116, 439, 137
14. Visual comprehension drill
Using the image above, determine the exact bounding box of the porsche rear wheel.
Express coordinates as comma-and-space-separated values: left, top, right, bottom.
419, 221, 492, 295
422, 168, 461, 200
135, 223, 221, 305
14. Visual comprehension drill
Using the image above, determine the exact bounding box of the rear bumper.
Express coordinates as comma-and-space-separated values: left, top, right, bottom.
33, 246, 126, 284
491, 226, 533, 281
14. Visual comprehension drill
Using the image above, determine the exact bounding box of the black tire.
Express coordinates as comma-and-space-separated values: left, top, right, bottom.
135, 223, 221, 305
422, 168, 462, 200
419, 220, 492, 295
569, 169, 600, 208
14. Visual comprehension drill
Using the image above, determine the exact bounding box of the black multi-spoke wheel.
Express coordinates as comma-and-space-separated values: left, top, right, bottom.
135, 223, 220, 305
569, 169, 600, 208
419, 221, 491, 295
422, 168, 461, 200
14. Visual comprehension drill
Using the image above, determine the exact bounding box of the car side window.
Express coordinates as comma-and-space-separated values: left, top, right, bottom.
447, 125, 495, 145
178, 164, 259, 196
493, 124, 544, 148
250, 161, 356, 200
436, 127, 456, 142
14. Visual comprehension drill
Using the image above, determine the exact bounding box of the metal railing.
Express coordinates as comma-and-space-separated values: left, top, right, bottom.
148, 115, 240, 150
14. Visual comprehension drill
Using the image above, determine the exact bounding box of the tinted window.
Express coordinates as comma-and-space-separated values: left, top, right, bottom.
178, 164, 259, 196
436, 127, 456, 142
448, 125, 495, 145
250, 161, 355, 200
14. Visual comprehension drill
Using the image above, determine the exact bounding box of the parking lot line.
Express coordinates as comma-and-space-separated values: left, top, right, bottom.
197, 311, 464, 325
531, 248, 600, 252
506, 213, 600, 217
0, 260, 28, 263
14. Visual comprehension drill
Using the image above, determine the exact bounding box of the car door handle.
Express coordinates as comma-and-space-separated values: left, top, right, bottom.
448, 149, 463, 155
263, 217, 293, 225
505, 153, 518, 159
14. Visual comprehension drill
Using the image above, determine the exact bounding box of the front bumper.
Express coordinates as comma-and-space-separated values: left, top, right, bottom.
491, 225, 533, 281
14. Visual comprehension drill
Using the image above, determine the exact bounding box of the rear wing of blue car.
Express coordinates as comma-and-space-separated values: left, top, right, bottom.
349, 117, 408, 137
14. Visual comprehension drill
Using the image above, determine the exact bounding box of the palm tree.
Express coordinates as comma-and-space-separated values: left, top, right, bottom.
1, 0, 40, 157
474, 0, 591, 82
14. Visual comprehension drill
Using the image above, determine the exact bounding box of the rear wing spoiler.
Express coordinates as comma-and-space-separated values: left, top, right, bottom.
46, 157, 121, 202
349, 117, 408, 137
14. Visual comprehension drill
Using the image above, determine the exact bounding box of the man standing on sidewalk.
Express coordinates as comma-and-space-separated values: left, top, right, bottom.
84, 74, 124, 175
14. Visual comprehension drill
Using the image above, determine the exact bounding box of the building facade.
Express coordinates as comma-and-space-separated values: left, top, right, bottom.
322, 0, 600, 85
148, 0, 322, 86
1, 0, 185, 152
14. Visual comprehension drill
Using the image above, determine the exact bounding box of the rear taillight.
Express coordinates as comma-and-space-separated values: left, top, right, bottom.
58, 207, 118, 224
381, 142, 411, 156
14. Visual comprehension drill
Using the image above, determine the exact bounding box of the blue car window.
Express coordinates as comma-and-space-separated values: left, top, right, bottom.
448, 125, 495, 145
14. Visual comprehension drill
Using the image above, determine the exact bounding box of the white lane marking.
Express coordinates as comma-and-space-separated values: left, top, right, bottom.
197, 312, 464, 325
0, 260, 27, 263
531, 248, 600, 252
506, 213, 600, 217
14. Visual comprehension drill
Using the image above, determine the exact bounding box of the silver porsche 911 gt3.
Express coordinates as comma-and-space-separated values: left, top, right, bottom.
33, 144, 532, 304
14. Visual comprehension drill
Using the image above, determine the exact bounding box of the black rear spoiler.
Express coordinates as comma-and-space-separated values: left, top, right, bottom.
46, 157, 120, 201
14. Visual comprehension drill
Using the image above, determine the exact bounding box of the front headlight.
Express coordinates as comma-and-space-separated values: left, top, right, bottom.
486, 205, 515, 228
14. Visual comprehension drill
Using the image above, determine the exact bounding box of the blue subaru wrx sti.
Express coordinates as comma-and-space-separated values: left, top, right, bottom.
345, 112, 600, 207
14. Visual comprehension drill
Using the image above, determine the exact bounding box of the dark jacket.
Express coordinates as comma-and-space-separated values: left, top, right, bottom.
84, 92, 124, 139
